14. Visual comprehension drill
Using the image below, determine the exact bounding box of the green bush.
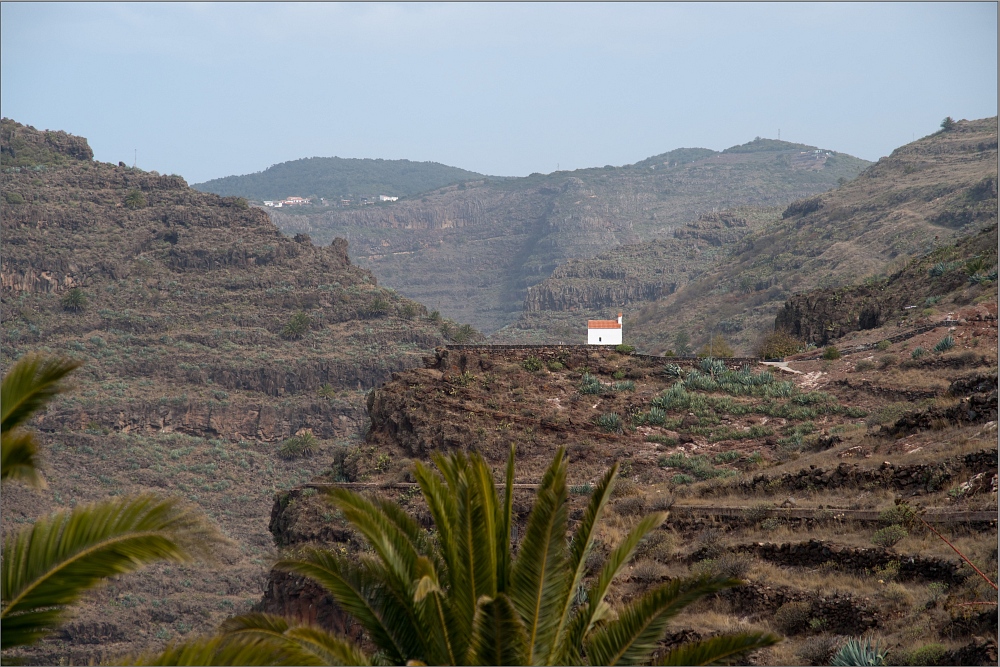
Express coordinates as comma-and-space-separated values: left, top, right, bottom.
875, 340, 891, 351
933, 335, 955, 353
60, 288, 87, 313
610, 380, 635, 392
578, 372, 605, 395
278, 432, 316, 460
772, 601, 811, 635
877, 503, 916, 528
755, 330, 804, 359
124, 189, 147, 210
901, 643, 947, 666
4, 191, 25, 205
822, 346, 841, 360
871, 525, 908, 549
522, 356, 543, 372
546, 360, 564, 371
877, 354, 898, 369
596, 412, 624, 434
911, 347, 926, 359
615, 344, 635, 355
281, 312, 311, 340
697, 334, 734, 358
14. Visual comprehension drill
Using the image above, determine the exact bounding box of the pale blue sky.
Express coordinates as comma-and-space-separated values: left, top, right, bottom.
2, 2, 996, 184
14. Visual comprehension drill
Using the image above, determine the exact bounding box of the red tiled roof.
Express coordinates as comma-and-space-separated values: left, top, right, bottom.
587, 320, 621, 329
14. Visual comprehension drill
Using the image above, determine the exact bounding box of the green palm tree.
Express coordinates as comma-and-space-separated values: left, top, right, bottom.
1, 354, 227, 651
171, 447, 776, 665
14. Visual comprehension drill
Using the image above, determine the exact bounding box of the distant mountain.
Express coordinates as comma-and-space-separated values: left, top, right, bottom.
501, 117, 998, 353
268, 139, 870, 333
192, 156, 486, 201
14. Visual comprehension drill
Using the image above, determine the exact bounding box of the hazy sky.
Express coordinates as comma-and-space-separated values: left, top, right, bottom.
2, 2, 996, 184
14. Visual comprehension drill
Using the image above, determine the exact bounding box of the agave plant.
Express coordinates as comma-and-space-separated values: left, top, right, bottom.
1, 354, 227, 651
830, 636, 888, 666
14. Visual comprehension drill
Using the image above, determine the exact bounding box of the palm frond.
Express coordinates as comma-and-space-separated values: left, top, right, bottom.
1, 354, 80, 486
466, 452, 499, 599
1, 354, 80, 434
274, 547, 415, 663
1, 428, 46, 488
467, 593, 529, 666
510, 447, 569, 665
328, 488, 422, 586
566, 510, 667, 653
655, 631, 780, 665
549, 462, 618, 664
217, 612, 373, 666
585, 576, 739, 666
2, 494, 225, 649
411, 556, 459, 666
496, 444, 515, 594
124, 632, 304, 665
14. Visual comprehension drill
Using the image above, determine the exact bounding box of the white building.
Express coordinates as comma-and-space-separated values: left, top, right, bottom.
378, 195, 398, 202
588, 312, 623, 345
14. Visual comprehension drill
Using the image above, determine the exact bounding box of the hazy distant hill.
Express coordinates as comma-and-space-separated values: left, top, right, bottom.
501, 117, 998, 352
192, 156, 485, 201
269, 139, 870, 333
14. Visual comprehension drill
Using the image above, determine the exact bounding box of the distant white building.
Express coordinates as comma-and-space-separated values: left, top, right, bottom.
282, 196, 309, 206
263, 200, 275, 207
378, 195, 398, 202
588, 312, 623, 345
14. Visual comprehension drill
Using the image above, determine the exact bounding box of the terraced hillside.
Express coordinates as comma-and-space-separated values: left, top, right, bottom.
506, 117, 998, 353
0, 118, 476, 664
269, 140, 870, 333
266, 297, 997, 664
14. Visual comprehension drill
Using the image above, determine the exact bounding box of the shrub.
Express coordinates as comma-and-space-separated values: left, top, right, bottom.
796, 635, 842, 666
901, 643, 947, 666
875, 340, 891, 351
60, 288, 87, 313
743, 502, 772, 524
610, 380, 635, 392
281, 312, 311, 340
713, 450, 741, 464
871, 525, 907, 548
671, 473, 694, 485
911, 347, 926, 359
662, 363, 683, 378
822, 346, 841, 360
634, 529, 674, 560
878, 503, 916, 528
546, 360, 564, 371
124, 189, 147, 209
830, 636, 888, 666
698, 334, 734, 358
612, 496, 646, 516
643, 407, 666, 426
645, 433, 676, 446
278, 432, 316, 460
596, 412, 624, 434
317, 383, 337, 398
940, 116, 955, 131
4, 191, 25, 205
615, 344, 635, 355
877, 354, 898, 370
772, 601, 811, 635
451, 323, 476, 343
630, 559, 667, 582
933, 335, 955, 353
522, 356, 543, 372
755, 330, 804, 359
569, 483, 593, 495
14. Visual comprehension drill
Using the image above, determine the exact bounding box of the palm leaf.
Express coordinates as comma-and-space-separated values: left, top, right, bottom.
1, 428, 45, 488
467, 593, 529, 666
218, 613, 372, 666
125, 632, 304, 665
1, 354, 80, 486
1, 354, 80, 434
411, 556, 458, 666
1, 494, 224, 649
496, 444, 515, 594
466, 452, 499, 599
566, 510, 667, 654
585, 576, 739, 666
655, 631, 780, 666
548, 462, 618, 664
509, 447, 568, 664
274, 547, 415, 663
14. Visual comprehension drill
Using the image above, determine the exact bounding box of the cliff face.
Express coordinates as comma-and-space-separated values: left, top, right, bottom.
269, 144, 870, 333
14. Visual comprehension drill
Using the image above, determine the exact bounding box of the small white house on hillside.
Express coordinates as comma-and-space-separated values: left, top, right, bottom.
588, 312, 623, 345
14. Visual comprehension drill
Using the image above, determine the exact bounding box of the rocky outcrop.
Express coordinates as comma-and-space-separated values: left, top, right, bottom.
723, 583, 881, 635
737, 540, 966, 584
729, 449, 997, 495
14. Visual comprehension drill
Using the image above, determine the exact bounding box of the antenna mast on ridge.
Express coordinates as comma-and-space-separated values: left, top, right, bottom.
133, 149, 137, 169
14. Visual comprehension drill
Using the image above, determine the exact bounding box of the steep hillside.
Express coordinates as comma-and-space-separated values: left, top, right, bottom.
267, 316, 997, 665
0, 119, 469, 664
510, 118, 997, 354
268, 140, 870, 333
192, 156, 484, 202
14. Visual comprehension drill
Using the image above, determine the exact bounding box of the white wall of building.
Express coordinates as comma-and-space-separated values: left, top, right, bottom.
587, 327, 622, 345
